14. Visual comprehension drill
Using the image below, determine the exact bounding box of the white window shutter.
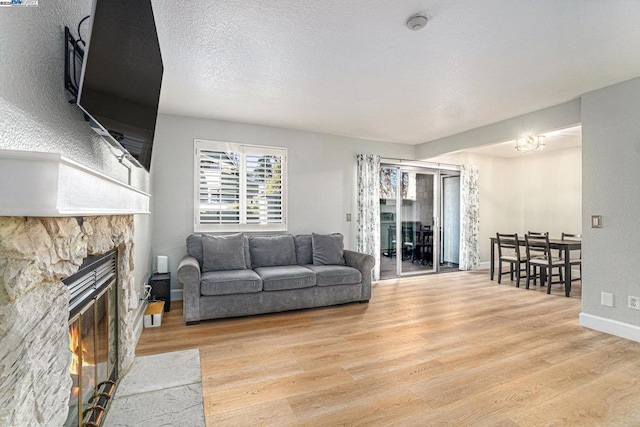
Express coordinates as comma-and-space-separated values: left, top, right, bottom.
245, 154, 283, 225
195, 140, 287, 232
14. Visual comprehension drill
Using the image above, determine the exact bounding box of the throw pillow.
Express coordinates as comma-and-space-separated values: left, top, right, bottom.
312, 233, 346, 265
202, 233, 246, 272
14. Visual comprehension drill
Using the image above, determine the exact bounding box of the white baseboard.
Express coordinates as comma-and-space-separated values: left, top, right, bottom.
133, 300, 147, 344
171, 288, 183, 301
579, 312, 640, 343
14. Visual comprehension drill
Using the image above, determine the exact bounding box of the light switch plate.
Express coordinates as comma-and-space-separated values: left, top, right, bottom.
346, 213, 352, 222
591, 215, 602, 228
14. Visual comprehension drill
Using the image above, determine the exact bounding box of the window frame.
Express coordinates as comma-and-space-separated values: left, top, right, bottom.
194, 139, 288, 233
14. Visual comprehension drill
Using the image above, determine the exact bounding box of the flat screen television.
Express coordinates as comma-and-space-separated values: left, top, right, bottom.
77, 0, 163, 171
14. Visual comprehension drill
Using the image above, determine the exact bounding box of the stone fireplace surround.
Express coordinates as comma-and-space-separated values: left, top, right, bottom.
0, 150, 150, 426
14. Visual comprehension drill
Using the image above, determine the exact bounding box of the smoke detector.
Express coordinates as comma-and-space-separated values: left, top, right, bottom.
406, 14, 428, 31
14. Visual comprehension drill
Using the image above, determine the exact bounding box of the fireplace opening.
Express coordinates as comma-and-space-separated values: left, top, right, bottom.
64, 249, 119, 427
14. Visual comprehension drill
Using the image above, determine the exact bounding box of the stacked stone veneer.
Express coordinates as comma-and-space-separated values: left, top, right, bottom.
0, 215, 139, 426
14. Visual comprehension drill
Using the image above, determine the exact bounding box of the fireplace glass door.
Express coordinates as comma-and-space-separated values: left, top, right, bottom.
65, 251, 118, 427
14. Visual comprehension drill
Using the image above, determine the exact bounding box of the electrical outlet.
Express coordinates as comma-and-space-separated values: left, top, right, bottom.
628, 296, 640, 310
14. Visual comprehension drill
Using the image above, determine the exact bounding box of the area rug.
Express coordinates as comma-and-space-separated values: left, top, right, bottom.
103, 349, 205, 426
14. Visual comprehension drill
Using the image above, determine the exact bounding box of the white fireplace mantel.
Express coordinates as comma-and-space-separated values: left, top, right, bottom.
0, 149, 150, 216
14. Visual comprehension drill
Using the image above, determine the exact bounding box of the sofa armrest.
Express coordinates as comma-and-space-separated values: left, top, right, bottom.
343, 250, 375, 301
177, 255, 201, 324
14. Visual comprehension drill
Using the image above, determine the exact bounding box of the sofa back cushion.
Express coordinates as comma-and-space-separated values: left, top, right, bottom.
187, 233, 251, 270
202, 233, 247, 272
312, 233, 346, 265
294, 234, 313, 265
249, 234, 297, 268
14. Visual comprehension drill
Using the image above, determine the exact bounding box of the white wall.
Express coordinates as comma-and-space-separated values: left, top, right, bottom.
581, 77, 640, 334
429, 147, 582, 264
0, 1, 152, 299
151, 114, 415, 296
511, 148, 582, 236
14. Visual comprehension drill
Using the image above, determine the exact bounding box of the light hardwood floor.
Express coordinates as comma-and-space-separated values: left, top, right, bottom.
136, 270, 640, 426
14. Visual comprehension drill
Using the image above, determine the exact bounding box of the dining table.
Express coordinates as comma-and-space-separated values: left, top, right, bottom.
489, 236, 581, 297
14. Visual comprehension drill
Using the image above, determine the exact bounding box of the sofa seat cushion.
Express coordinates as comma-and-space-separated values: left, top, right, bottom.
254, 265, 316, 291
303, 265, 362, 287
200, 270, 262, 296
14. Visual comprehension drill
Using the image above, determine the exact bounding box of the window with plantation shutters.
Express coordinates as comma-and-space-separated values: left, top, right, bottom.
195, 140, 287, 232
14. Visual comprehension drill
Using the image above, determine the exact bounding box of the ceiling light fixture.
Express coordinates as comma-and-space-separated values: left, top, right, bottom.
515, 134, 546, 152
406, 14, 428, 31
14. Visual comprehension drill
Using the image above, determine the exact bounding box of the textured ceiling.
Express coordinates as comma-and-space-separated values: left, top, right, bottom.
151, 0, 640, 144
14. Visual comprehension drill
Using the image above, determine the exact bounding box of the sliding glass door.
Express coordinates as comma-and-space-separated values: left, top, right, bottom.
379, 164, 460, 279
441, 173, 461, 271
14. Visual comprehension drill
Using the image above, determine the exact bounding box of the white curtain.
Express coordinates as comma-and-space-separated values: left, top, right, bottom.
356, 154, 381, 281
459, 164, 480, 270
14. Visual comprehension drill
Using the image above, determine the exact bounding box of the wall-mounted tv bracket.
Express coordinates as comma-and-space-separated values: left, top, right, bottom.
64, 25, 85, 103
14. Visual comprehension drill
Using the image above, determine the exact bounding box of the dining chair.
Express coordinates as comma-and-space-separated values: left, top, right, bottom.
401, 222, 417, 261
496, 233, 527, 287
386, 225, 396, 258
526, 231, 561, 285
561, 232, 582, 282
524, 234, 566, 294
423, 229, 434, 265
410, 227, 425, 264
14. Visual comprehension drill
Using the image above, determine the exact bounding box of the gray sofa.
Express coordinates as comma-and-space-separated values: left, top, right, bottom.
177, 232, 375, 324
